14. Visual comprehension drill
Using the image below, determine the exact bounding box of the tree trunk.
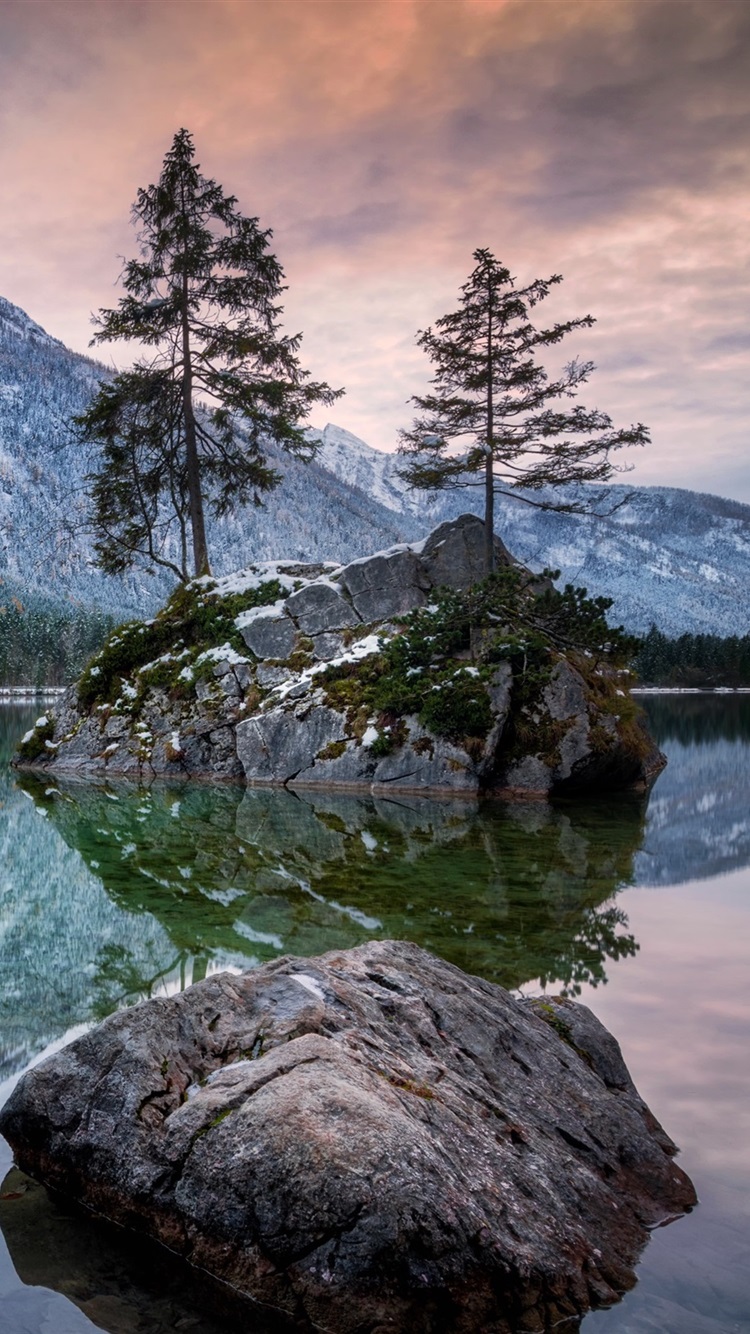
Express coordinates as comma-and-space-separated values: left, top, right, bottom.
181, 275, 211, 578
485, 267, 495, 576
485, 450, 494, 576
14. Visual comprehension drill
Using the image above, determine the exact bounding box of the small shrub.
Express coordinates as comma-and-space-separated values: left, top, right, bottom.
16, 715, 56, 762
418, 675, 493, 742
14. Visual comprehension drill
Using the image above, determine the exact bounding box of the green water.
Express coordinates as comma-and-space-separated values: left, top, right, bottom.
0, 698, 748, 1332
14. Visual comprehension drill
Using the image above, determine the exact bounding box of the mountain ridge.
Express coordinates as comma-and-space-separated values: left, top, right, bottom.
1, 294, 748, 639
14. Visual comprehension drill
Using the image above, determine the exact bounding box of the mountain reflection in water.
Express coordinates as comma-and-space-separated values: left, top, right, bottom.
635, 694, 750, 885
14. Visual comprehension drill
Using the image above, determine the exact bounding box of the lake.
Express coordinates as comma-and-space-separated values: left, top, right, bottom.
0, 696, 748, 1332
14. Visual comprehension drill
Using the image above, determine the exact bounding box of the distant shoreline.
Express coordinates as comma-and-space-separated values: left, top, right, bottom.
0, 687, 66, 700
632, 686, 750, 695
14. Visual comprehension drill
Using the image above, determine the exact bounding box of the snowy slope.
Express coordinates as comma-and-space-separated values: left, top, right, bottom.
0, 295, 747, 636
0, 299, 415, 620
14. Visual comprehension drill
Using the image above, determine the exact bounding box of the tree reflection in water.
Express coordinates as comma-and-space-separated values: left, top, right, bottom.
18, 774, 644, 1014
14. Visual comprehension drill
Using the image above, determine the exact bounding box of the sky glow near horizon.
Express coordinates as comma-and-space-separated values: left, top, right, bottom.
0, 0, 748, 500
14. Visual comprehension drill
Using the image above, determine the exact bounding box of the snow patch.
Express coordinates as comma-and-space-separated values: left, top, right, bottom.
291, 972, 327, 1002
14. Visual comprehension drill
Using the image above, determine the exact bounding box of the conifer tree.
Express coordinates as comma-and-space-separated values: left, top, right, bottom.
78, 129, 342, 579
398, 249, 649, 573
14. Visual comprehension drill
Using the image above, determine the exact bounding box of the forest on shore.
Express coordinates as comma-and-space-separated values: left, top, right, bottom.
633, 626, 750, 688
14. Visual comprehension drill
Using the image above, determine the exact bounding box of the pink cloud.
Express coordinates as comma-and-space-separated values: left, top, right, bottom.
0, 0, 747, 496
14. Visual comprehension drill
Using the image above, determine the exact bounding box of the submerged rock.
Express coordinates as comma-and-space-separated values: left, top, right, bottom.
0, 940, 695, 1334
15, 515, 664, 795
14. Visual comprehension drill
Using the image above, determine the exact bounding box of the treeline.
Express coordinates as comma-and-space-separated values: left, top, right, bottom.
634, 625, 750, 687
0, 595, 115, 687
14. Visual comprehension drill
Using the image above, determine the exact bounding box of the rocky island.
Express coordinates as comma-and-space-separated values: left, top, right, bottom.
15, 516, 664, 796
0, 940, 696, 1333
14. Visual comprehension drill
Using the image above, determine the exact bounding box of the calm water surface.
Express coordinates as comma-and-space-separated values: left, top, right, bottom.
0, 697, 748, 1332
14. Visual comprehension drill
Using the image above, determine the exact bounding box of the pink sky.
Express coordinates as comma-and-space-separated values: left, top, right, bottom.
0, 0, 748, 498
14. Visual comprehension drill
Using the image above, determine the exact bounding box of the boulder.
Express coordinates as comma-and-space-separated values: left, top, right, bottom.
500, 660, 663, 796
0, 941, 696, 1334
420, 513, 519, 589
310, 631, 346, 661
284, 582, 361, 636
337, 546, 431, 622
237, 702, 349, 783
237, 703, 500, 795
238, 608, 298, 660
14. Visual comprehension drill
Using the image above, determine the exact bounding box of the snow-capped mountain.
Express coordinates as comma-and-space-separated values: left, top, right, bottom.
0, 298, 415, 620
310, 424, 750, 638
1, 294, 748, 637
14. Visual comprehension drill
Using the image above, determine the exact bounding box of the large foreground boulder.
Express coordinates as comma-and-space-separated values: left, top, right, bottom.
0, 941, 695, 1334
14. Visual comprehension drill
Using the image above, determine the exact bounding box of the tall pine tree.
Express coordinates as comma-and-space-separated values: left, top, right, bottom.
78, 129, 342, 579
398, 249, 649, 573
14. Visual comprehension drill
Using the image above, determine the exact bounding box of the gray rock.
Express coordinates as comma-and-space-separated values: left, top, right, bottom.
502, 753, 554, 793
373, 722, 480, 793
238, 610, 297, 661
291, 738, 376, 788
284, 582, 360, 635
256, 663, 293, 689
216, 671, 242, 700
477, 663, 513, 781
556, 714, 592, 779
0, 941, 696, 1334
338, 547, 431, 622
485, 661, 513, 715
234, 662, 255, 690
544, 659, 590, 720
420, 513, 518, 589
310, 631, 345, 661
237, 703, 348, 783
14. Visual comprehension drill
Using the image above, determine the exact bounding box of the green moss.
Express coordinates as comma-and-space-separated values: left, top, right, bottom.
78, 578, 282, 710
317, 739, 347, 761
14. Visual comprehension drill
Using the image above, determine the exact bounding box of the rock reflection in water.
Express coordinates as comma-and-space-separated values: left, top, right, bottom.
0, 1163, 295, 1334
18, 774, 645, 1015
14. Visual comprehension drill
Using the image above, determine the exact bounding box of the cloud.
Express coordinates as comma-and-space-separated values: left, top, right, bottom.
0, 0, 747, 497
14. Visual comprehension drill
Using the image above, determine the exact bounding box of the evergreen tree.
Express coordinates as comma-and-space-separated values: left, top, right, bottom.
398, 249, 649, 573
77, 129, 342, 578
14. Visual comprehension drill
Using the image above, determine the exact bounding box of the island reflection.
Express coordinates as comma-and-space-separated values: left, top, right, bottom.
18, 774, 644, 1013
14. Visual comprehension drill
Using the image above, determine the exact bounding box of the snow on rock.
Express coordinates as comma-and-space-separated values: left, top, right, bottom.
16, 516, 665, 797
